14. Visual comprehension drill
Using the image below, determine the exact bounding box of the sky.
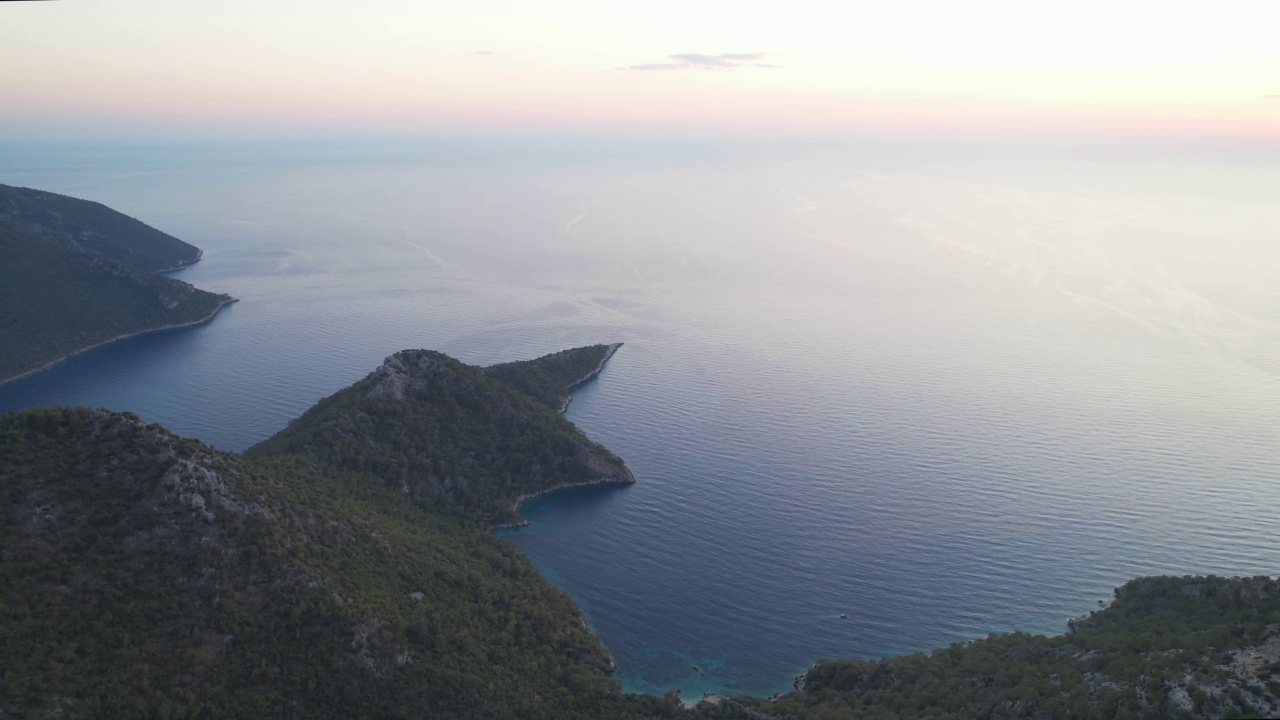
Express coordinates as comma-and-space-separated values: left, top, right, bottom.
2, 0, 1278, 141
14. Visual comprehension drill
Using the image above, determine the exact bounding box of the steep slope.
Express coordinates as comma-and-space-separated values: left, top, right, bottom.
248, 349, 635, 526
0, 221, 234, 382
484, 343, 622, 412
6, 346, 1280, 719
0, 406, 650, 719
739, 576, 1280, 719
0, 183, 202, 272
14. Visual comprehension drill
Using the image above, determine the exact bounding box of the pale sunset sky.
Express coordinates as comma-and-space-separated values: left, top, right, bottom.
2, 0, 1278, 140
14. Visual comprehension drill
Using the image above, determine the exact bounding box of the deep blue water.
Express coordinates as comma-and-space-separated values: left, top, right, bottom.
4, 139, 1280, 697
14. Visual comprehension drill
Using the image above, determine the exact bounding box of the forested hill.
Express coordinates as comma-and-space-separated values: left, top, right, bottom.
0, 185, 234, 383
248, 348, 635, 526
737, 576, 1280, 719
0, 406, 650, 719
484, 343, 622, 412
0, 184, 201, 272
4, 347, 1280, 718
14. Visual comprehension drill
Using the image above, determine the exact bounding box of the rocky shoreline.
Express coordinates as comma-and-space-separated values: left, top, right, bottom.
156, 247, 205, 274
490, 343, 632, 530
491, 474, 637, 531
556, 342, 623, 413
0, 295, 238, 387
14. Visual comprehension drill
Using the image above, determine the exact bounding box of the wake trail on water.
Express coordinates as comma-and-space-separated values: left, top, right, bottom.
565, 212, 588, 235
832, 172, 1280, 378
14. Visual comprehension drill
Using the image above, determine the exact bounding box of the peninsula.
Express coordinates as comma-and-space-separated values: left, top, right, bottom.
0, 184, 235, 384
483, 342, 623, 413
247, 345, 635, 526
4, 343, 1280, 718
1, 345, 642, 718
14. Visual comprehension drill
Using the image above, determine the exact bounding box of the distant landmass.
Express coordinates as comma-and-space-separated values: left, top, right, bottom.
3, 343, 1280, 718
0, 184, 235, 384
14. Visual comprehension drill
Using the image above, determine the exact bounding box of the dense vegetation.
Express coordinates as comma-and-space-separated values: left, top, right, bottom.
734, 576, 1280, 719
0, 185, 233, 383
483, 343, 621, 412
0, 406, 662, 719
0, 184, 202, 272
248, 348, 633, 526
3, 344, 1278, 719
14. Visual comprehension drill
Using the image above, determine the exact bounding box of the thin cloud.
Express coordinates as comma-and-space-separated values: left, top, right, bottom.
616, 52, 775, 71
1263, 94, 1280, 100
475, 51, 495, 55
620, 62, 687, 71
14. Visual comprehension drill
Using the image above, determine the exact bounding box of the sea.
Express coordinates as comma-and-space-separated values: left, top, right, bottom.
2, 137, 1279, 697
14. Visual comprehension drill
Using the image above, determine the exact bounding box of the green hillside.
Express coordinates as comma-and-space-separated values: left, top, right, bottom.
3, 346, 1280, 719
248, 348, 634, 526
741, 576, 1280, 719
483, 343, 622, 412
0, 406, 649, 719
0, 186, 233, 383
0, 184, 202, 272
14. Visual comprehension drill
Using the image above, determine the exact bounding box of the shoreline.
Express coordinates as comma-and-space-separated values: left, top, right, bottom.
557, 342, 623, 413
491, 475, 636, 530
488, 340, 803, 700
494, 342, 632, 530
156, 248, 204, 274
0, 295, 239, 388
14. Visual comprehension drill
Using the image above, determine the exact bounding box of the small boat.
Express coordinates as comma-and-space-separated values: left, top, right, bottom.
839, 613, 848, 619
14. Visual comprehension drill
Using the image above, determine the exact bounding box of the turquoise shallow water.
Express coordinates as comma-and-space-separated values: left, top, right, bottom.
3, 139, 1280, 696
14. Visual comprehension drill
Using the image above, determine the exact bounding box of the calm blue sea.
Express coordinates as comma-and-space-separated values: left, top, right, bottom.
3, 138, 1280, 697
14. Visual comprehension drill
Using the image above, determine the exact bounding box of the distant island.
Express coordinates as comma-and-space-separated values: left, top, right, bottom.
0, 184, 235, 384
